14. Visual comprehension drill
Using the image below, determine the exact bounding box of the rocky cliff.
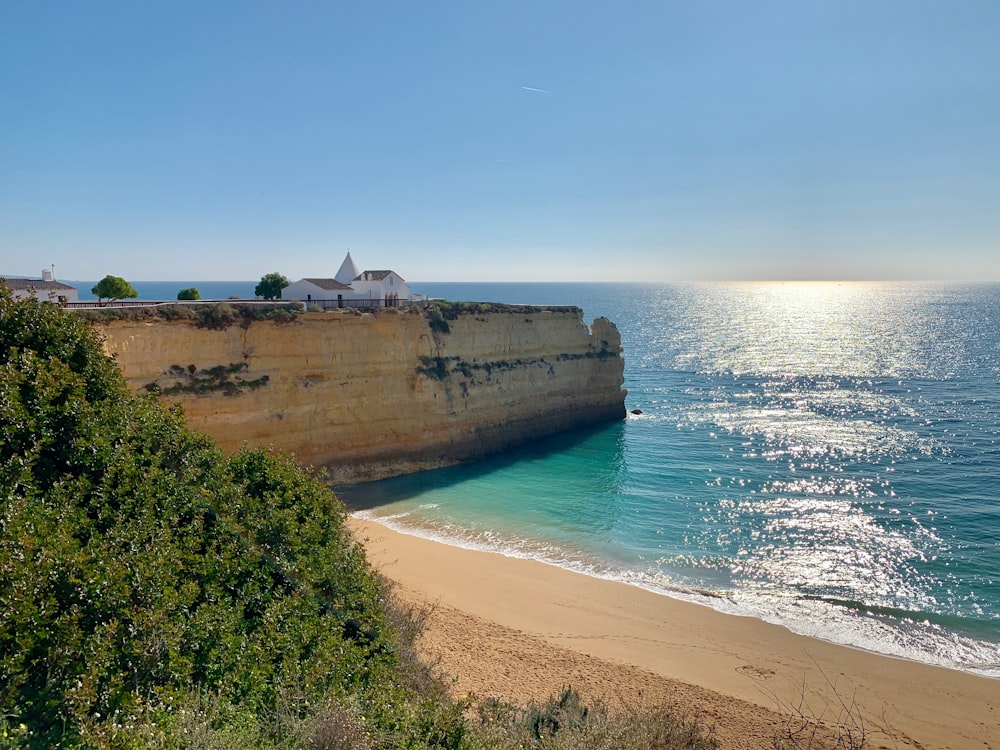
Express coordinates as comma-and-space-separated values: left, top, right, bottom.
96, 305, 626, 482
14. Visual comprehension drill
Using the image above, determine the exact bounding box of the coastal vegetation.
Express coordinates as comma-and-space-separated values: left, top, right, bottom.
256, 272, 290, 301
415, 349, 619, 384
0, 289, 464, 747
75, 301, 304, 328
144, 362, 271, 397
1, 291, 718, 749
74, 299, 586, 340
422, 301, 582, 337
426, 301, 579, 319
176, 287, 201, 300
90, 275, 138, 305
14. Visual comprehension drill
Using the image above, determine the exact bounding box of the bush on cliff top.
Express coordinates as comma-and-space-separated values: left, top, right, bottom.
75, 301, 304, 328
425, 300, 579, 321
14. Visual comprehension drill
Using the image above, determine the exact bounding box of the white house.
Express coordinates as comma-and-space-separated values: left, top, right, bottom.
282, 252, 412, 308
2, 269, 79, 305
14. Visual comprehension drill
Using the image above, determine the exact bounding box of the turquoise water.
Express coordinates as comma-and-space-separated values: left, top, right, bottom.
336, 281, 1000, 678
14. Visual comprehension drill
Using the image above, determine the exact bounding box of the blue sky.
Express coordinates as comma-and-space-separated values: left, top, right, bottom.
3, 1, 999, 282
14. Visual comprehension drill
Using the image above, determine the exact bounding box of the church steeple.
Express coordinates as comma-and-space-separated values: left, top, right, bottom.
334, 251, 360, 284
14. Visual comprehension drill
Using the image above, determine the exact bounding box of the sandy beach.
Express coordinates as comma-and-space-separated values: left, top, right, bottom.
349, 517, 999, 750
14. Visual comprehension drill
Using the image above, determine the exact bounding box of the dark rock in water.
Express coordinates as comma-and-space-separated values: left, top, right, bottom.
630, 408, 643, 415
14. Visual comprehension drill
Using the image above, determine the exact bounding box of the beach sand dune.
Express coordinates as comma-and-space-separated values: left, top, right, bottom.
350, 517, 1000, 750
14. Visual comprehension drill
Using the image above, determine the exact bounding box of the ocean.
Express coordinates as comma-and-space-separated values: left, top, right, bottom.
339, 281, 1000, 679
79, 279, 1000, 677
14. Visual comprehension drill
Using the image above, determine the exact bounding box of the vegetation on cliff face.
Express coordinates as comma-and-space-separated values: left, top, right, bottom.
144, 362, 271, 397
414, 346, 619, 384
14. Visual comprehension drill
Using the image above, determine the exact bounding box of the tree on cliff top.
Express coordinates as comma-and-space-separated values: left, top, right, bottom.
255, 272, 289, 300
91, 274, 138, 304
176, 286, 200, 300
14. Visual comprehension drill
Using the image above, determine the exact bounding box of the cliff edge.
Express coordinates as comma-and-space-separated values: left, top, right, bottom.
96, 304, 626, 481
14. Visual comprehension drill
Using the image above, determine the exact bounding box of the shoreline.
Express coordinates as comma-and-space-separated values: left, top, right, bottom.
353, 509, 998, 681
349, 516, 1000, 750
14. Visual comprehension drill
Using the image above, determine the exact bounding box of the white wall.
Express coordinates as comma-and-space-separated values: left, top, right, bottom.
282, 279, 328, 301
6, 284, 78, 304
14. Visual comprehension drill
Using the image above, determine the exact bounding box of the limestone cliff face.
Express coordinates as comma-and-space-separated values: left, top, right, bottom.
97, 307, 626, 481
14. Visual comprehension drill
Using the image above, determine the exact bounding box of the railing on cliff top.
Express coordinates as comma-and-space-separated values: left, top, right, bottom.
64, 297, 424, 310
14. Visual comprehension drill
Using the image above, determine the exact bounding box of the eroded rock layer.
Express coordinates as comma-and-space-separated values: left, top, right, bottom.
97, 307, 626, 481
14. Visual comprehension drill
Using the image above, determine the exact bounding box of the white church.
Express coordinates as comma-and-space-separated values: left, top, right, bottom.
281, 252, 412, 309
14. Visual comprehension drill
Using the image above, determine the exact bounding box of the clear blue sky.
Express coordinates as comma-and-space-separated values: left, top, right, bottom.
3, 1, 999, 281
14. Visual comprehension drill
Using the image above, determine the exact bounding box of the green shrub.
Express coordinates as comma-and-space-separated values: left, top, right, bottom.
421, 300, 583, 336
0, 290, 456, 748
427, 306, 450, 334
75, 302, 304, 329
427, 300, 580, 323
147, 362, 270, 396
196, 302, 240, 329
75, 305, 159, 323
157, 304, 197, 321
417, 356, 454, 380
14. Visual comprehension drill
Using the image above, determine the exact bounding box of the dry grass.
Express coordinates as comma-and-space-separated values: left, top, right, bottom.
467, 686, 719, 750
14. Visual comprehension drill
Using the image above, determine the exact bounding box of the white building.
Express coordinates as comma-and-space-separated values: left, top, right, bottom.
2, 269, 79, 305
282, 252, 412, 308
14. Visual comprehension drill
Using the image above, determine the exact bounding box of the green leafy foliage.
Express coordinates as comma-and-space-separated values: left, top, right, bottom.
416, 356, 456, 380
255, 273, 290, 301
176, 287, 201, 300
91, 275, 138, 304
427, 307, 451, 334
196, 301, 240, 329
0, 290, 462, 748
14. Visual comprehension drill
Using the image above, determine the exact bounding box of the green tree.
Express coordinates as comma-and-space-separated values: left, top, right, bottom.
255, 272, 289, 300
91, 275, 138, 304
177, 287, 201, 300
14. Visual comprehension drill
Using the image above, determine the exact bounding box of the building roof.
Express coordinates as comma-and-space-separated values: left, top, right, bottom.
334, 252, 361, 284
302, 278, 353, 291
355, 270, 404, 282
2, 277, 77, 292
